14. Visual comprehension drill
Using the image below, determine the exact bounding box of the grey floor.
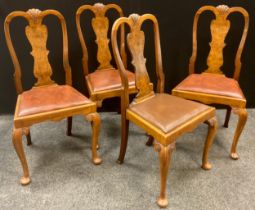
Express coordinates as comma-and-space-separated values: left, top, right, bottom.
0, 110, 255, 210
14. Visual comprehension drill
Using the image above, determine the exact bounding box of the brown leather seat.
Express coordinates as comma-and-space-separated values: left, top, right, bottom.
174, 73, 245, 99
18, 85, 92, 117
129, 94, 211, 133
86, 68, 135, 92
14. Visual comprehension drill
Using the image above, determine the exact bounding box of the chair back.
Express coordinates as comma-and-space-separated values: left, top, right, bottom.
76, 3, 126, 76
4, 9, 72, 94
111, 14, 164, 107
189, 5, 249, 80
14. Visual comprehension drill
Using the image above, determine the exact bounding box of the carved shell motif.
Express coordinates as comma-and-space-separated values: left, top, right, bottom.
217, 5, 230, 13
94, 3, 105, 12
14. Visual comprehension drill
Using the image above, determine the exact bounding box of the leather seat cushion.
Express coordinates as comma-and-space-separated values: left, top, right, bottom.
174, 73, 245, 99
86, 68, 135, 92
129, 94, 211, 133
18, 85, 92, 117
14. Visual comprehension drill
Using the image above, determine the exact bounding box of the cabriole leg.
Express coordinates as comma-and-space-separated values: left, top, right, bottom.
12, 128, 31, 185
154, 141, 175, 208
202, 117, 217, 170
230, 108, 248, 160
86, 113, 102, 165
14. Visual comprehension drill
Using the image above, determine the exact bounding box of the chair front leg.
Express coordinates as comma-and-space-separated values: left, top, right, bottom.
23, 127, 32, 146
230, 108, 248, 160
86, 113, 102, 165
202, 117, 218, 170
12, 128, 31, 185
154, 141, 175, 208
66, 117, 73, 136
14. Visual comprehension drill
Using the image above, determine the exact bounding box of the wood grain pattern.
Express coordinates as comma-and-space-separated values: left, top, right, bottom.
112, 13, 164, 108
127, 14, 154, 102
26, 9, 55, 86
112, 13, 217, 208
92, 3, 113, 70
205, 5, 230, 74
4, 9, 102, 185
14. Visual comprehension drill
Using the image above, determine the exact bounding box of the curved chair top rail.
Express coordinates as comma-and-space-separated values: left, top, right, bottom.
111, 13, 164, 106
76, 3, 127, 76
4, 9, 72, 94
189, 5, 249, 81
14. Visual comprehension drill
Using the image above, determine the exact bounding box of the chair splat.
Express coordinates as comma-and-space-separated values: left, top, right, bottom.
26, 9, 55, 87
206, 5, 230, 74
92, 3, 113, 70
127, 14, 153, 102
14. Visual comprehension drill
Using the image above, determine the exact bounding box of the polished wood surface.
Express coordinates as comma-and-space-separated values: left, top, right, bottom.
5, 9, 102, 185
172, 5, 249, 160
112, 13, 217, 208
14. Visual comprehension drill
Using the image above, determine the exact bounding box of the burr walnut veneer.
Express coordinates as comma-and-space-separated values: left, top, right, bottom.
111, 13, 218, 208
172, 5, 249, 160
4, 9, 102, 185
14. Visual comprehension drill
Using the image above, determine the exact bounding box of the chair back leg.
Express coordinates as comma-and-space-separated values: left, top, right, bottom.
117, 115, 130, 164
223, 107, 232, 128
66, 117, 73, 136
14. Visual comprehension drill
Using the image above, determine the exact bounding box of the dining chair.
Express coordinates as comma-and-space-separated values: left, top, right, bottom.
70, 3, 137, 136
111, 13, 218, 207
172, 5, 249, 160
4, 9, 102, 185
